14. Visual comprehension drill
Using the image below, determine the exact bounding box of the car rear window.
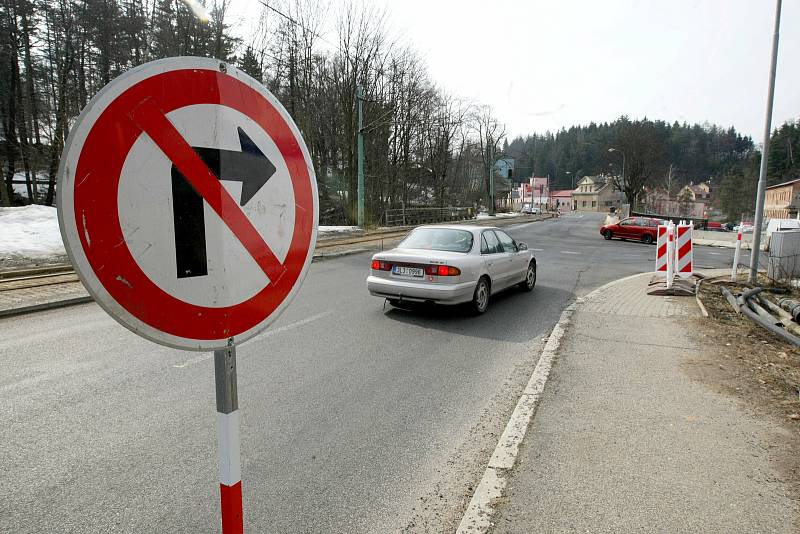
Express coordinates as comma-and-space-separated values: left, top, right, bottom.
399, 228, 474, 253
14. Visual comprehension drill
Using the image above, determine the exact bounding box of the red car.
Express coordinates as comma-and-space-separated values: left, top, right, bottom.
600, 216, 665, 244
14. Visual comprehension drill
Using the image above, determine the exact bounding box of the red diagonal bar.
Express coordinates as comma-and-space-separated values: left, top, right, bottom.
129, 97, 286, 284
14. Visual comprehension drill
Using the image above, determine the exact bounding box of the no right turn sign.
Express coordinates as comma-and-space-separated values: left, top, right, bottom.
58, 57, 319, 351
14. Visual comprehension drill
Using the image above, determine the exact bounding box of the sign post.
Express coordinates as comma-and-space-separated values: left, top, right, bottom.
215, 345, 242, 533
57, 57, 318, 532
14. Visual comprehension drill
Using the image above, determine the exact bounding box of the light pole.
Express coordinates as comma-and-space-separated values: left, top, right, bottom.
608, 147, 625, 184
750, 0, 783, 283
357, 86, 365, 227
489, 143, 495, 215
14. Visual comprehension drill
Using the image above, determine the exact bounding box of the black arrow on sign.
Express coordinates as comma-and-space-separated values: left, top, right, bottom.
172, 127, 277, 279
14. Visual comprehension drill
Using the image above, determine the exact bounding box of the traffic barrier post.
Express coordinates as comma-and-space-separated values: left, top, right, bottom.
732, 222, 743, 280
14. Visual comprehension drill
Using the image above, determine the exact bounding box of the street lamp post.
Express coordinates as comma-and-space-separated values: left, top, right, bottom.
357, 86, 365, 227
608, 147, 625, 184
750, 0, 783, 283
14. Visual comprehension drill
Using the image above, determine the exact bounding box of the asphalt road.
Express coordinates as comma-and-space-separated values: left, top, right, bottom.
0, 212, 738, 533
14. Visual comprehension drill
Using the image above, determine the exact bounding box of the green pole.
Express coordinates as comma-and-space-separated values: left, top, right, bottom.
489, 142, 495, 215
357, 86, 365, 227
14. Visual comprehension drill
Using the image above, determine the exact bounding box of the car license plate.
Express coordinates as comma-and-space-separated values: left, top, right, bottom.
392, 266, 423, 277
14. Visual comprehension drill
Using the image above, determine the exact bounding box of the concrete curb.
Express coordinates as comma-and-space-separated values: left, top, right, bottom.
0, 296, 94, 318
455, 271, 653, 534
695, 277, 710, 318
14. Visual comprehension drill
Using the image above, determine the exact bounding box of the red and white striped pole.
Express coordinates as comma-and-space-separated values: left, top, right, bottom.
215, 346, 243, 534
732, 222, 743, 281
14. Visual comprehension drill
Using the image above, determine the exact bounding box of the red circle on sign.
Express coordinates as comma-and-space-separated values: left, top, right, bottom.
71, 68, 314, 342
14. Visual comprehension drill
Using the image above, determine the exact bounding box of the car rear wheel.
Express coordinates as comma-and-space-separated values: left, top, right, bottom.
519, 262, 536, 292
603, 230, 613, 240
642, 233, 653, 245
471, 277, 490, 315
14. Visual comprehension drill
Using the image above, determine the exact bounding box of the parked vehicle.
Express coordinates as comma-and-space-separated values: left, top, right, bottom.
367, 225, 536, 314
599, 216, 665, 244
766, 218, 800, 236
765, 218, 800, 250
706, 221, 727, 232
520, 203, 542, 215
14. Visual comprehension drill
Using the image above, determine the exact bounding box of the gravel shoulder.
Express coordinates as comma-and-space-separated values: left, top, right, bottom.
693, 279, 800, 527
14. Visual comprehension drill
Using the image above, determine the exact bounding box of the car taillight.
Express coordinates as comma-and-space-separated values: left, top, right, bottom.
425, 265, 461, 276
371, 259, 391, 271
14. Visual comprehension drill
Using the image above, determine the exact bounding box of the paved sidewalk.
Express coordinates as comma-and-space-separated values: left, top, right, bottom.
492, 273, 797, 533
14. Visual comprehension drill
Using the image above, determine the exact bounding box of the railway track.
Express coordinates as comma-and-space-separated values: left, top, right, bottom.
0, 215, 548, 286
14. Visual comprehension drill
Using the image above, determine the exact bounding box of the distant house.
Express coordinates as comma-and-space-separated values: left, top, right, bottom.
572, 175, 624, 212
678, 182, 712, 203
531, 177, 549, 207
765, 179, 800, 219
550, 190, 573, 212
509, 176, 549, 210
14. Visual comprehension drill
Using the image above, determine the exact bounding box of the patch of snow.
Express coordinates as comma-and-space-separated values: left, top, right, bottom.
0, 205, 66, 258
319, 225, 360, 235
476, 212, 521, 220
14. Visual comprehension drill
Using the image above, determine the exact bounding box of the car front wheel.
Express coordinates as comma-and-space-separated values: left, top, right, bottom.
642, 233, 653, 245
603, 230, 613, 240
519, 262, 536, 292
471, 277, 490, 315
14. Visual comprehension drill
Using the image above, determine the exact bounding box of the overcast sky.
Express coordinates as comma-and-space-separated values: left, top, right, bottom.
229, 0, 798, 142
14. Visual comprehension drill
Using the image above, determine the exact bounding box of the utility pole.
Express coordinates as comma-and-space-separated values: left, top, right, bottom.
357, 86, 365, 227
750, 0, 783, 283
489, 141, 495, 216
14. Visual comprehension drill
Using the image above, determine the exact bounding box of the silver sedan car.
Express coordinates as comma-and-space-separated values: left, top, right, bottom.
366, 225, 536, 314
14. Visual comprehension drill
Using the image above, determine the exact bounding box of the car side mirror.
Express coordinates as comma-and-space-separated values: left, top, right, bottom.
517, 242, 528, 251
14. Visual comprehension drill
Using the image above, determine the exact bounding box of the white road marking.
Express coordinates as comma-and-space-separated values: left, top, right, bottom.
560, 250, 580, 255
708, 252, 721, 255
173, 310, 335, 368
531, 248, 544, 251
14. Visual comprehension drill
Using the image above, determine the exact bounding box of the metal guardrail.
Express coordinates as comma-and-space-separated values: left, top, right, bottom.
382, 207, 475, 226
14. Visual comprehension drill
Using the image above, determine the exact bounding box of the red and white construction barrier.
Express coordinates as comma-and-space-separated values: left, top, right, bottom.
676, 222, 693, 278
655, 220, 693, 287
